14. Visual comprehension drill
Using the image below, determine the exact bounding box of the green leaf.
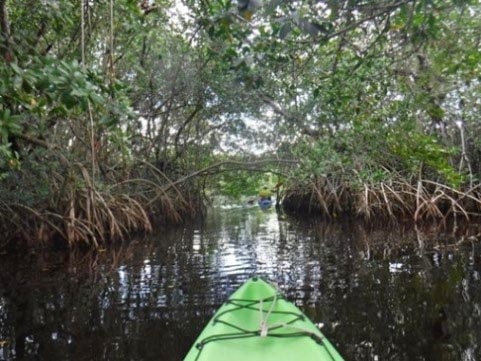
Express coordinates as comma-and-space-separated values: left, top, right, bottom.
10, 63, 23, 75
279, 22, 291, 39
265, 0, 283, 14
70, 88, 88, 97
61, 93, 78, 109
89, 93, 105, 106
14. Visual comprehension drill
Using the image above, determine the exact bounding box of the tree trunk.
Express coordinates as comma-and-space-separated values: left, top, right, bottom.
0, 0, 13, 61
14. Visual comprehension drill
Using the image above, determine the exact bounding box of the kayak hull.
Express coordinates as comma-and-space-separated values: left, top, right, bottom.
258, 199, 273, 208
184, 278, 344, 361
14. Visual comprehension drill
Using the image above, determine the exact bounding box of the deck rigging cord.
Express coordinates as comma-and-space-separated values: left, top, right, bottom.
259, 289, 277, 336
193, 286, 338, 361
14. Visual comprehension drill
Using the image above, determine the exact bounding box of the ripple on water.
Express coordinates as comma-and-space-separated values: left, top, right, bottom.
1, 207, 481, 360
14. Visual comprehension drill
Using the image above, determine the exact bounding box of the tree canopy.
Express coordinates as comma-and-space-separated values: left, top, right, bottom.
1, 0, 481, 247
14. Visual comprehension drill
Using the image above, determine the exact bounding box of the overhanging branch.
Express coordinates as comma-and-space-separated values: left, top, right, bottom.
162, 159, 299, 192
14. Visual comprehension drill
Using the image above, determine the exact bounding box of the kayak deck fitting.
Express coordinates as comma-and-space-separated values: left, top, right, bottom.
184, 277, 344, 361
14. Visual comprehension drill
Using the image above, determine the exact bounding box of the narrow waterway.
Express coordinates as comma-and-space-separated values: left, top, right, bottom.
1, 206, 481, 360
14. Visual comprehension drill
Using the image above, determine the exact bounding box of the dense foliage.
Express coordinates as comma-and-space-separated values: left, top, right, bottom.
1, 0, 481, 248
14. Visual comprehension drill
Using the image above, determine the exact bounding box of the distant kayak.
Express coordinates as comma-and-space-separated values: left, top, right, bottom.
184, 277, 344, 361
258, 198, 273, 208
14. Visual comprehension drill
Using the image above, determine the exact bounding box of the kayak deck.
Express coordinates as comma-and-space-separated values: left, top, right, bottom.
184, 278, 344, 361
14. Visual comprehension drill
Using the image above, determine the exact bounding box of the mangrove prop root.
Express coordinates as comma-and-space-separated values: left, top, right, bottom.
282, 179, 481, 223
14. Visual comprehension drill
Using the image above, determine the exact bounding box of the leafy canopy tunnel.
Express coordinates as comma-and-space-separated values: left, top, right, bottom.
1, 0, 481, 247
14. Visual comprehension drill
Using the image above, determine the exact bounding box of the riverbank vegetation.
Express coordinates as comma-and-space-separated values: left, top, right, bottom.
1, 0, 481, 249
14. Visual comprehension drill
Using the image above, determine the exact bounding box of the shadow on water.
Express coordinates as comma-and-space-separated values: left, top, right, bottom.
0, 206, 481, 360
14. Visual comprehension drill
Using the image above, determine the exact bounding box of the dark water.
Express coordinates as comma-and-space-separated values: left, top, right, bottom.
1, 206, 481, 360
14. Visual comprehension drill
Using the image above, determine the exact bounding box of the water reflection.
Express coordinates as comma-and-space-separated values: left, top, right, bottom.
0, 207, 480, 360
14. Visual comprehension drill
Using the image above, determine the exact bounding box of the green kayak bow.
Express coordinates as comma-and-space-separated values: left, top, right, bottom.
184, 277, 344, 361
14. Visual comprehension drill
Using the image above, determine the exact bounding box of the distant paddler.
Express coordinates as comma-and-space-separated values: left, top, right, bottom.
258, 186, 273, 209
258, 186, 272, 201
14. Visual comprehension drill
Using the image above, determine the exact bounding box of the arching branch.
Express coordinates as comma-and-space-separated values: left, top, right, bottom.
162, 159, 299, 192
